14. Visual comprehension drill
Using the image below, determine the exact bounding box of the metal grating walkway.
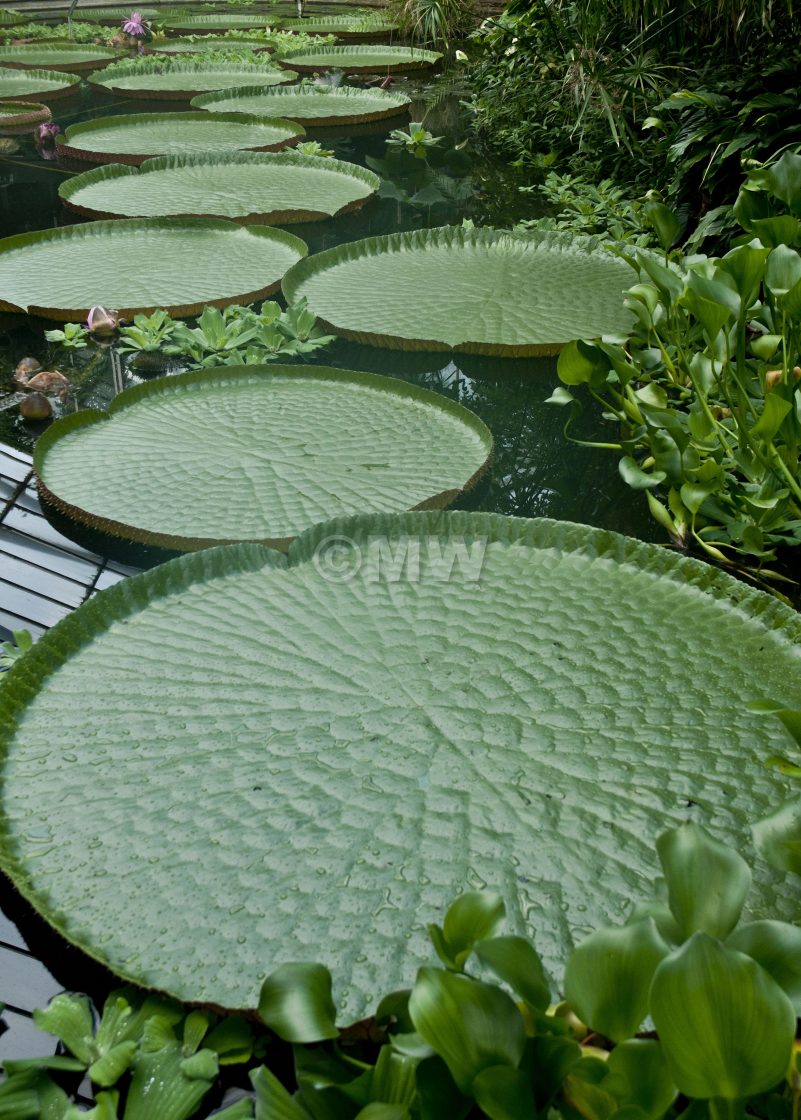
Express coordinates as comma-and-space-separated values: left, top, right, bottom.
0, 439, 137, 1075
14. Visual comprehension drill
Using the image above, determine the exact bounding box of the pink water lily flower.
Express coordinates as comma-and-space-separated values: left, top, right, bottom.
122, 11, 147, 36
86, 306, 122, 338
35, 122, 59, 143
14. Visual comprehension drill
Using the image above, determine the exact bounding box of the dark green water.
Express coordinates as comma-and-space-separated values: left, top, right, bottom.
0, 59, 654, 543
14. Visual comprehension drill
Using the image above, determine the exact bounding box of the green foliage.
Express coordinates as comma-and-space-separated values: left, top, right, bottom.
386, 0, 476, 48
550, 154, 801, 576
0, 20, 110, 43
44, 323, 90, 350
294, 140, 335, 158
516, 172, 657, 245
0, 628, 32, 675
387, 122, 443, 158
3, 823, 799, 1119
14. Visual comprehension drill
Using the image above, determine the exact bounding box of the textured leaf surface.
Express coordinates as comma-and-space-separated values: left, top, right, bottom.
59, 152, 379, 223
91, 59, 297, 97
81, 6, 158, 20
192, 83, 411, 125
0, 65, 80, 100
0, 42, 117, 72
281, 14, 399, 35
0, 513, 800, 1016
58, 112, 303, 164
164, 13, 280, 31
283, 227, 635, 355
152, 38, 273, 54
34, 365, 492, 549
0, 218, 306, 319
277, 44, 441, 73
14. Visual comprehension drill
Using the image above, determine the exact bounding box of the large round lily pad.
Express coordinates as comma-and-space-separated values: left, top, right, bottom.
164, 13, 280, 33
277, 43, 442, 74
283, 226, 636, 356
1, 512, 799, 1015
0, 98, 50, 133
280, 13, 400, 37
0, 217, 306, 320
0, 42, 118, 73
151, 37, 273, 54
89, 58, 297, 99
81, 6, 158, 22
192, 82, 411, 125
0, 65, 81, 101
35, 366, 491, 550
59, 151, 380, 222
57, 111, 304, 165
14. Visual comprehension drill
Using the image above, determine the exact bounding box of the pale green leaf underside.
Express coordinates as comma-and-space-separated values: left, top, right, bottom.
0, 65, 79, 98
191, 84, 411, 123
283, 226, 635, 355
277, 44, 442, 71
0, 43, 117, 67
0, 218, 306, 317
59, 152, 379, 221
60, 112, 303, 159
164, 13, 280, 30
0, 513, 799, 1017
35, 365, 491, 547
152, 38, 273, 54
92, 59, 296, 94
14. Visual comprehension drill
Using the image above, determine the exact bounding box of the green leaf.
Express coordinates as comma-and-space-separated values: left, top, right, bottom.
564, 919, 670, 1042
472, 1065, 537, 1120
429, 891, 505, 970
620, 457, 666, 490
473, 936, 551, 1010
765, 245, 801, 298
32, 993, 95, 1065
205, 1018, 254, 1065
415, 1056, 472, 1120
656, 822, 751, 940
558, 340, 610, 387
252, 1066, 313, 1120
275, 44, 442, 75
88, 1041, 137, 1087
720, 243, 769, 306
643, 202, 681, 252
258, 963, 339, 1043
603, 1040, 677, 1120
751, 393, 792, 442
727, 920, 801, 1014
354, 1106, 409, 1120
409, 968, 526, 1093
753, 796, 801, 876
650, 933, 796, 1099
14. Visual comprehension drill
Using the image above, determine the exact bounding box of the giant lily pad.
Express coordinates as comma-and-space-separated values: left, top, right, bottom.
0, 217, 306, 319
57, 111, 304, 165
164, 12, 280, 33
81, 6, 158, 22
59, 151, 379, 222
192, 82, 411, 125
151, 37, 273, 54
277, 43, 442, 74
283, 226, 635, 356
0, 65, 81, 101
35, 365, 491, 550
0, 8, 22, 25
89, 58, 297, 99
0, 512, 799, 1016
0, 98, 50, 133
0, 42, 118, 73
280, 13, 400, 37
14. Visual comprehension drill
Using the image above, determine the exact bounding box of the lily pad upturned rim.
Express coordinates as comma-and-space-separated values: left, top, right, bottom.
0, 216, 307, 320
88, 58, 298, 99
276, 42, 442, 73
280, 14, 401, 38
0, 65, 82, 100
191, 82, 412, 125
58, 150, 380, 223
34, 364, 494, 552
0, 508, 799, 1015
149, 37, 274, 54
0, 97, 50, 131
0, 41, 119, 73
282, 225, 635, 357
163, 12, 282, 33
57, 111, 305, 166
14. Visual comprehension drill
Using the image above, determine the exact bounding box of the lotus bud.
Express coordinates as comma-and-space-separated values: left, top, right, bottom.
86, 306, 121, 338
19, 392, 52, 420
14, 357, 41, 383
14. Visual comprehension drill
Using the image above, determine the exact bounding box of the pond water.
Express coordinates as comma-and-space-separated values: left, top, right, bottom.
0, 50, 654, 544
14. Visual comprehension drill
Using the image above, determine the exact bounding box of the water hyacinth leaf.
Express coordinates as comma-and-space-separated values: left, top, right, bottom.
557, 340, 609, 387
0, 43, 117, 73
34, 365, 491, 550
472, 937, 550, 1011
409, 968, 526, 1093
0, 218, 306, 320
58, 112, 304, 166
563, 919, 670, 1041
258, 963, 338, 1043
430, 891, 505, 970
1, 514, 801, 1014
90, 59, 298, 100
643, 201, 681, 251
277, 44, 442, 75
602, 1040, 677, 1120
252, 1066, 311, 1120
355, 1107, 409, 1120
59, 153, 379, 224
726, 920, 801, 1013
192, 84, 412, 126
765, 244, 801, 297
753, 796, 801, 875
650, 933, 795, 1099
619, 456, 666, 490
472, 1066, 537, 1120
0, 65, 80, 101
283, 228, 635, 356
656, 822, 751, 940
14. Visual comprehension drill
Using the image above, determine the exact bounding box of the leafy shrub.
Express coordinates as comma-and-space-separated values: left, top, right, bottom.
516, 172, 657, 245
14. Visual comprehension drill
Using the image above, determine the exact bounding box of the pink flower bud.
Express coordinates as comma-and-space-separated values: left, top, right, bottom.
86, 306, 121, 338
